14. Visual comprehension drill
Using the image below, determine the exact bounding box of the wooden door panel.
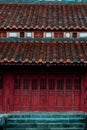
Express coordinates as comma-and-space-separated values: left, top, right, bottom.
23, 107, 29, 111
15, 90, 21, 95
0, 106, 3, 111
74, 91, 81, 94
13, 74, 82, 112
39, 107, 47, 111
57, 91, 64, 94
74, 107, 80, 111
66, 91, 72, 95
23, 96, 29, 106
64, 107, 72, 111
0, 90, 3, 94
40, 90, 47, 95
48, 107, 55, 111
32, 91, 38, 94
22, 90, 29, 95
56, 95, 63, 106
39, 95, 47, 106
31, 95, 38, 106
65, 95, 72, 106
0, 94, 3, 111
14, 96, 21, 105
14, 107, 21, 111
0, 95, 3, 105
56, 107, 64, 111
48, 91, 55, 94
48, 95, 55, 107
74, 95, 80, 106
31, 107, 38, 111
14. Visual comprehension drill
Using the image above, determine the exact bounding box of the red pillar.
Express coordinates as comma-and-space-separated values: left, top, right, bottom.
83, 73, 87, 112
3, 72, 14, 112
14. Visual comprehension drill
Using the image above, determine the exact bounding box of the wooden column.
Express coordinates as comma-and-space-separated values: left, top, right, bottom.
80, 75, 85, 111
3, 72, 14, 112
82, 73, 87, 112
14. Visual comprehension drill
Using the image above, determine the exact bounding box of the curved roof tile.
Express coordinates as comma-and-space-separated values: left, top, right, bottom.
0, 41, 86, 65
0, 4, 87, 30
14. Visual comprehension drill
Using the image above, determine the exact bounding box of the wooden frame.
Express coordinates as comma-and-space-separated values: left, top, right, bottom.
0, 31, 87, 39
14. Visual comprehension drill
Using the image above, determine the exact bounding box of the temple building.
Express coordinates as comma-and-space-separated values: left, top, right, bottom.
0, 2, 87, 130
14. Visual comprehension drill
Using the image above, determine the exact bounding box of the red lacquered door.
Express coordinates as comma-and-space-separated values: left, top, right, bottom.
13, 73, 82, 112
39, 76, 47, 111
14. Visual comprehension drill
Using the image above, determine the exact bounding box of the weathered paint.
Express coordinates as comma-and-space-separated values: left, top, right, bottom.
0, 71, 86, 112
4, 112, 87, 130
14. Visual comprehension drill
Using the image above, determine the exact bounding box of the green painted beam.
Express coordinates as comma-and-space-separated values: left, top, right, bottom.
0, 37, 87, 43
0, 0, 87, 4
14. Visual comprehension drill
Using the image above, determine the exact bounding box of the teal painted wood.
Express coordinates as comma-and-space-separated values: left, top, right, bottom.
0, 0, 87, 4
0, 116, 6, 130
0, 114, 8, 126
0, 37, 87, 42
4, 112, 87, 130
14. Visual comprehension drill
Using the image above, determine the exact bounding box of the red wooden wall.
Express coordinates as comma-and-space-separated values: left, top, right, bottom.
0, 71, 86, 112
83, 73, 87, 111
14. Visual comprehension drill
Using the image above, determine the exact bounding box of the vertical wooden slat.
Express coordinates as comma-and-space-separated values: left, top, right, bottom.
3, 72, 14, 112
12, 73, 83, 112
83, 74, 87, 112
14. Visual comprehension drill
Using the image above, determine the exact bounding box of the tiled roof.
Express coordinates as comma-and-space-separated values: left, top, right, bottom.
0, 4, 87, 30
0, 42, 87, 65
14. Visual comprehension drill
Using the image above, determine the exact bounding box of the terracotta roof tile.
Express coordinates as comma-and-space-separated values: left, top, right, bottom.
0, 4, 87, 30
0, 42, 86, 65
